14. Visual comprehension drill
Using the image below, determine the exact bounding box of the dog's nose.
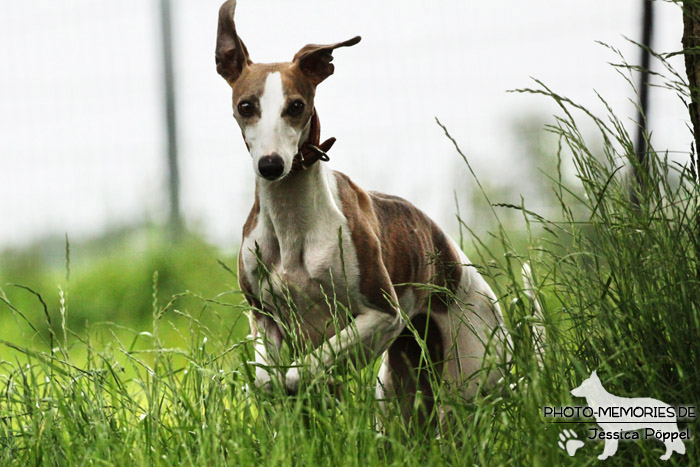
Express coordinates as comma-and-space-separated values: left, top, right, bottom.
258, 153, 285, 180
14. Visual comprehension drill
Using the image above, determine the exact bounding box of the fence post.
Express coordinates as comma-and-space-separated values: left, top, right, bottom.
631, 0, 654, 207
159, 0, 183, 238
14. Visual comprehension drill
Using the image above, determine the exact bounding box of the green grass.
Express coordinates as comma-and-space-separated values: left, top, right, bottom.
1, 62, 699, 465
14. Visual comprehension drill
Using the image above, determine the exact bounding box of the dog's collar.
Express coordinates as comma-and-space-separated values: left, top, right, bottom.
292, 108, 335, 171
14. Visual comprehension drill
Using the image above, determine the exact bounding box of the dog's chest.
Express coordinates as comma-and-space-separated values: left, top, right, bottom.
239, 204, 360, 345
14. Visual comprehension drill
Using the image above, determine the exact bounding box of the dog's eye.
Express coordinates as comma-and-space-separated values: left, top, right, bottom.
286, 100, 305, 117
237, 101, 255, 118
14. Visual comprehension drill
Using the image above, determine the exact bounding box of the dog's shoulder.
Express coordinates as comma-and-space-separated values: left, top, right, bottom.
331, 170, 396, 312
242, 186, 260, 239
369, 190, 463, 300
332, 170, 462, 305
330, 169, 436, 230
331, 170, 375, 221
367, 190, 429, 225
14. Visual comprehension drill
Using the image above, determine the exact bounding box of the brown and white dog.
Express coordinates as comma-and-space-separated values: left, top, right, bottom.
215, 0, 510, 422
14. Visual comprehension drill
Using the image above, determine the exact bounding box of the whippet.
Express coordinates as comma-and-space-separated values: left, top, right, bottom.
215, 0, 510, 423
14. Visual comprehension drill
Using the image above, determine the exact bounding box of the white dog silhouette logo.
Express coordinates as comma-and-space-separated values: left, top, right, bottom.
570, 371, 687, 461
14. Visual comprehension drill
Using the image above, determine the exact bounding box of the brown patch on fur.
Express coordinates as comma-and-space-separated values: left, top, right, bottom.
371, 191, 462, 311
238, 186, 261, 311
280, 65, 317, 107
334, 172, 462, 315
242, 184, 260, 239
334, 172, 396, 315
428, 222, 463, 308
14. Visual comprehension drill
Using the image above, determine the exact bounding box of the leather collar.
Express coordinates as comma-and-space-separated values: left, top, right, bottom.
291, 108, 335, 172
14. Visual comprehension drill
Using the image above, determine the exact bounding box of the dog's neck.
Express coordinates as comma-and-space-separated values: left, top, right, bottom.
254, 108, 341, 257
256, 161, 341, 261
258, 159, 335, 213
256, 109, 338, 225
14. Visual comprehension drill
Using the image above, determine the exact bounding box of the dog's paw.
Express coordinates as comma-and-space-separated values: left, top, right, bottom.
557, 429, 584, 457
285, 367, 300, 395
249, 362, 273, 391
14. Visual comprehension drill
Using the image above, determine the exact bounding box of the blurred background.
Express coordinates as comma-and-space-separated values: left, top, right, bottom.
0, 1, 691, 337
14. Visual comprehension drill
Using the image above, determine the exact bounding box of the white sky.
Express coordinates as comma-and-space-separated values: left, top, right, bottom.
0, 1, 690, 250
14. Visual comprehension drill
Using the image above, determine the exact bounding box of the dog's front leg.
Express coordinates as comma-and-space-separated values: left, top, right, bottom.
249, 313, 283, 390
284, 306, 402, 394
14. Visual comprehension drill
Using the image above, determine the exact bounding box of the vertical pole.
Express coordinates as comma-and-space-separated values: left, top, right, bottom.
159, 0, 183, 238
631, 0, 654, 207
683, 0, 700, 171
682, 1, 700, 284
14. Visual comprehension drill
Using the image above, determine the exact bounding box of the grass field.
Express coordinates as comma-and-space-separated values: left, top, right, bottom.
1, 71, 699, 465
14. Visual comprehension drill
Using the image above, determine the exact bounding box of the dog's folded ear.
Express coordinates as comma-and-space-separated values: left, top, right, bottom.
293, 36, 361, 85
215, 0, 251, 84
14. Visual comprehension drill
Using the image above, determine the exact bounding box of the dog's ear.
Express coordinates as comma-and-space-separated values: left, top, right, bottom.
293, 36, 361, 85
215, 0, 251, 84
591, 370, 598, 380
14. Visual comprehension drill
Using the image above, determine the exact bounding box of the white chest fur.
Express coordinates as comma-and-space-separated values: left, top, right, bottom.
239, 164, 360, 345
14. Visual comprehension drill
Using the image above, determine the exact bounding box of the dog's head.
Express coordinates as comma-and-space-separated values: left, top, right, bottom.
570, 370, 601, 398
215, 0, 360, 181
